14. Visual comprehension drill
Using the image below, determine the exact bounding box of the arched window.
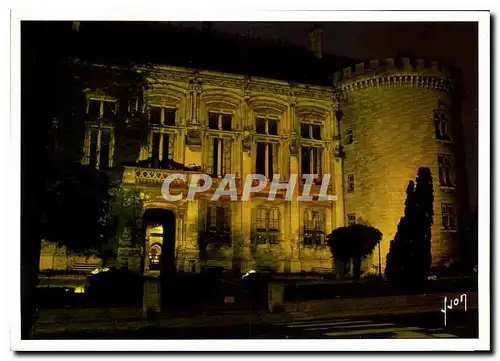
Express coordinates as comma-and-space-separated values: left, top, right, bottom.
149, 243, 162, 270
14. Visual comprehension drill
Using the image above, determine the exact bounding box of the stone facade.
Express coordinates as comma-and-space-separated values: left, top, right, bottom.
78, 57, 459, 276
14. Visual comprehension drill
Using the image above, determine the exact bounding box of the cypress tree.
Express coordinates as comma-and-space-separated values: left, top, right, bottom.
385, 168, 434, 290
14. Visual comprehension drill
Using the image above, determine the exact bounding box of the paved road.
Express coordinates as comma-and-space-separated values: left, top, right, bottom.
37, 310, 477, 339
268, 310, 478, 339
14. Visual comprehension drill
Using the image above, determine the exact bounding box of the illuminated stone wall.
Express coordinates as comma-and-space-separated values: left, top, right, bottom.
113, 65, 344, 274
39, 240, 102, 271
335, 58, 458, 274
80, 57, 460, 276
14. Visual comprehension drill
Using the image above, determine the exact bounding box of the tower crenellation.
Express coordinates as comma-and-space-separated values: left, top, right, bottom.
334, 57, 453, 96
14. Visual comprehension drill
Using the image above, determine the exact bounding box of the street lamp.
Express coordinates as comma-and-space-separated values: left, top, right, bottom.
378, 241, 382, 278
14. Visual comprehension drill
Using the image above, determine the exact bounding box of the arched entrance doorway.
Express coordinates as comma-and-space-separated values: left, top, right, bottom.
142, 208, 176, 309
142, 208, 176, 276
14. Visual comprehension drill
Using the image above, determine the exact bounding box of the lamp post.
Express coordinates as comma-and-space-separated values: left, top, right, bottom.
378, 241, 382, 278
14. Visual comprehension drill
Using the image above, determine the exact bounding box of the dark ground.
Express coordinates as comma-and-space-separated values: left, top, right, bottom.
36, 310, 477, 340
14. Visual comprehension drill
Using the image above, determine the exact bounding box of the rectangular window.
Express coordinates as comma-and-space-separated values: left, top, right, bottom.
435, 112, 450, 141
88, 99, 101, 118
268, 119, 278, 135
152, 133, 161, 161
301, 146, 322, 179
164, 108, 176, 126
86, 127, 114, 169
256, 117, 278, 135
129, 97, 139, 113
102, 101, 116, 119
256, 117, 266, 134
209, 112, 219, 129
347, 174, 355, 193
301, 147, 311, 175
221, 114, 232, 131
89, 128, 99, 167
301, 122, 323, 140
304, 208, 325, 246
150, 107, 162, 125
312, 124, 322, 140
99, 130, 111, 169
207, 204, 231, 243
300, 123, 310, 138
256, 142, 278, 178
208, 112, 232, 131
208, 137, 231, 177
441, 203, 456, 230
254, 208, 279, 245
438, 154, 453, 186
345, 128, 354, 145
150, 132, 173, 164
347, 213, 356, 225
208, 205, 230, 243
256, 142, 267, 176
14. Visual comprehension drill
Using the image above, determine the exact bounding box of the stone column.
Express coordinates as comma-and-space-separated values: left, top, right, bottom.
143, 277, 161, 316
81, 126, 91, 164
195, 88, 201, 124
289, 151, 301, 273
231, 201, 243, 274
187, 88, 193, 122
240, 147, 253, 272
183, 200, 200, 271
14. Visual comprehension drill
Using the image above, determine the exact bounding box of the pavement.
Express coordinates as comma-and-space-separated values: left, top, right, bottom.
34, 310, 478, 339
267, 310, 478, 339
33, 291, 478, 339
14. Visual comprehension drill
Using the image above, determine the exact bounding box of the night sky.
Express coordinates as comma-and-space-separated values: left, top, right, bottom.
173, 21, 478, 209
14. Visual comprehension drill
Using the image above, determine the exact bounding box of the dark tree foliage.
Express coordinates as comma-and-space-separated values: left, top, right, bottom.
41, 152, 112, 254
385, 167, 434, 289
327, 224, 383, 280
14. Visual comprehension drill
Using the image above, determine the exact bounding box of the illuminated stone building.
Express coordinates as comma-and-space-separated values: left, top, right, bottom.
66, 24, 462, 276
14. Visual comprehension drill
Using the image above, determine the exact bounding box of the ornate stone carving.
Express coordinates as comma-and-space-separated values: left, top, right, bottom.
185, 128, 202, 147
164, 95, 180, 106
242, 126, 252, 152
290, 138, 299, 156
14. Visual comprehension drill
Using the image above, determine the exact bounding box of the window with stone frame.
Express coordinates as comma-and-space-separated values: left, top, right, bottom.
347, 174, 355, 193
208, 111, 233, 131
128, 96, 139, 114
253, 207, 280, 245
87, 97, 117, 121
347, 213, 356, 225
149, 105, 177, 126
300, 121, 322, 140
438, 154, 453, 186
345, 128, 354, 145
84, 126, 115, 169
303, 208, 326, 246
150, 131, 174, 165
207, 136, 232, 178
441, 203, 456, 230
300, 145, 323, 181
434, 111, 451, 141
256, 141, 279, 179
206, 204, 231, 244
256, 116, 279, 135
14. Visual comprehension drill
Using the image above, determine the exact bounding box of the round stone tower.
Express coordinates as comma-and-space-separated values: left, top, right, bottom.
334, 58, 458, 274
